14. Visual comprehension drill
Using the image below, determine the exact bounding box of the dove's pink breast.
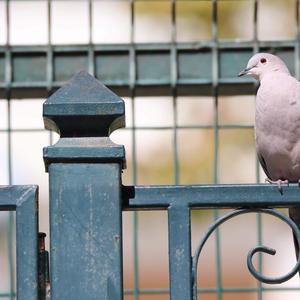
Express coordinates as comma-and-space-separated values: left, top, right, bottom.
255, 73, 300, 182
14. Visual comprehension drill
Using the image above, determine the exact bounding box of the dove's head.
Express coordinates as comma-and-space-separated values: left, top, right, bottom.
238, 53, 290, 80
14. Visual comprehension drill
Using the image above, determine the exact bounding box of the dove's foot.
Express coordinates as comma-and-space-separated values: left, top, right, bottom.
265, 178, 289, 194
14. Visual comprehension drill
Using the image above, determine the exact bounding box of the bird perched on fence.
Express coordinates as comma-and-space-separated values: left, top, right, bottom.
239, 52, 300, 257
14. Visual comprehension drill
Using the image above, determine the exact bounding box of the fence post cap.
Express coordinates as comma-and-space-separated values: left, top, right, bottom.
43, 71, 126, 171
43, 71, 125, 137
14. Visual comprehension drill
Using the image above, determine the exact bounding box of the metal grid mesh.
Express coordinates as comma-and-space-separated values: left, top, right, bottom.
0, 0, 300, 299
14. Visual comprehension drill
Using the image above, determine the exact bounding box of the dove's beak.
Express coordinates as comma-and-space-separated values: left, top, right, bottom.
238, 67, 252, 77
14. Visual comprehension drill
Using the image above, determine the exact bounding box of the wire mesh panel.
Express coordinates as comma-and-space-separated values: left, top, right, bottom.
1, 0, 300, 299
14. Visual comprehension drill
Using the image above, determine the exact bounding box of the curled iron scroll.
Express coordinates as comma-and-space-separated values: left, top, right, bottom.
192, 208, 300, 300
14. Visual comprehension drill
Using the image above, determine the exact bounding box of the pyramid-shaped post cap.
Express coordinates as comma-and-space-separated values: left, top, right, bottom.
43, 71, 125, 137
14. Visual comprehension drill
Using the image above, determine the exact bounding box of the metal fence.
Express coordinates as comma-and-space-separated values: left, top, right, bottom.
1, 0, 300, 299
41, 71, 300, 300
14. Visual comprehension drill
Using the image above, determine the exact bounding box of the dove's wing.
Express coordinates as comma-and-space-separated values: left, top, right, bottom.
257, 152, 271, 179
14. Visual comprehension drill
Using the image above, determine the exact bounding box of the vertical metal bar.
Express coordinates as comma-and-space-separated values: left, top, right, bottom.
254, 0, 261, 188
211, 1, 222, 300
170, 4, 186, 299
88, 0, 93, 45
168, 205, 192, 300
5, 1, 14, 298
88, 0, 95, 76
212, 0, 219, 185
47, 0, 53, 147
7, 98, 14, 300
253, 0, 258, 48
295, 0, 300, 80
16, 188, 39, 300
47, 0, 53, 92
130, 0, 139, 299
5, 0, 11, 184
171, 0, 179, 185
131, 100, 139, 300
256, 212, 263, 300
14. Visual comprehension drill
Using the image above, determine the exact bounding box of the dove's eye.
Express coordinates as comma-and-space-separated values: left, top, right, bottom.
260, 58, 267, 64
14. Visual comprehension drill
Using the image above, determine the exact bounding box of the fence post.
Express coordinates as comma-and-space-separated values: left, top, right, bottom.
43, 71, 126, 300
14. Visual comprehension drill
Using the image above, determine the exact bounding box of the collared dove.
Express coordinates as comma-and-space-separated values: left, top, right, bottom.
239, 53, 300, 257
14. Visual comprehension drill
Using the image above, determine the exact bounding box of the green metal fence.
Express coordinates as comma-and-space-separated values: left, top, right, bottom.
1, 0, 300, 299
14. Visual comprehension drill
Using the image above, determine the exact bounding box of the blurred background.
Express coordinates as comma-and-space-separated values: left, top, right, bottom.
0, 0, 300, 299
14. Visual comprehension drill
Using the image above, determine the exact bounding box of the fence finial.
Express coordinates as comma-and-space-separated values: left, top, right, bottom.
43, 70, 125, 137
43, 71, 126, 171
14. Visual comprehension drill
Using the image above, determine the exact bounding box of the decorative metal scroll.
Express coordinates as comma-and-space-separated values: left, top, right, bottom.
192, 208, 300, 300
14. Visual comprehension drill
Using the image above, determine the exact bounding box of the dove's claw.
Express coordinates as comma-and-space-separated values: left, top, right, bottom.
265, 178, 289, 194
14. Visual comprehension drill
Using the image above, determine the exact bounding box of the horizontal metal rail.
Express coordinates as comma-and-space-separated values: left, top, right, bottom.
123, 183, 300, 209
0, 42, 297, 98
124, 286, 300, 295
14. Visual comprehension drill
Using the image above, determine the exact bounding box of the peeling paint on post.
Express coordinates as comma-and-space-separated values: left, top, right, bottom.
43, 71, 125, 300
